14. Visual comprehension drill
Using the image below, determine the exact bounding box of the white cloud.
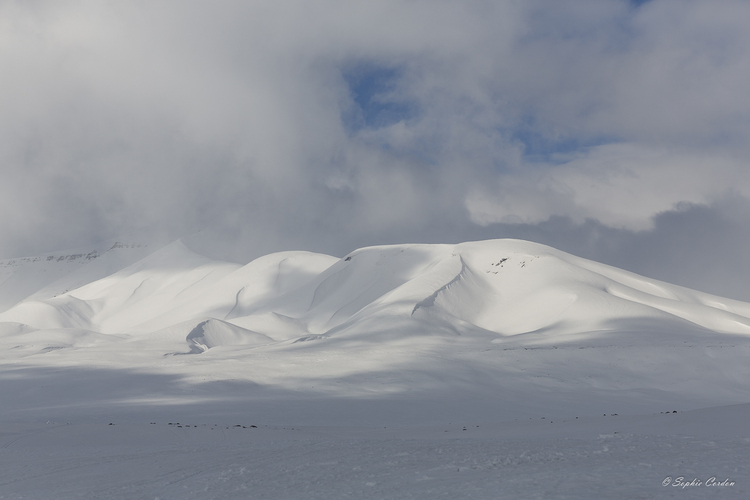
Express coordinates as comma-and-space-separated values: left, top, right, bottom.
467, 143, 749, 230
1, 0, 750, 298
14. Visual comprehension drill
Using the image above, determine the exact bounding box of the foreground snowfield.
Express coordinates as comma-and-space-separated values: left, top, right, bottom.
1, 238, 749, 499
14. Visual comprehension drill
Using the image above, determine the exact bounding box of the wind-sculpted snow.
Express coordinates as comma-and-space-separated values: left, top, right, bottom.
1, 239, 750, 405
182, 319, 273, 353
0, 237, 748, 409
2, 238, 750, 350
2, 238, 750, 498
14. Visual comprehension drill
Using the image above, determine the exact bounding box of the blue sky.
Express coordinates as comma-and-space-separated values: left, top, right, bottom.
1, 0, 750, 300
343, 64, 415, 130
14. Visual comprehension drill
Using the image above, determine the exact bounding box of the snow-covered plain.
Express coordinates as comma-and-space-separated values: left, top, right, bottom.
1, 238, 748, 499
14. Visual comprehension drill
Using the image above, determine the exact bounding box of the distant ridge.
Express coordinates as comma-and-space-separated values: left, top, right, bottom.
0, 238, 161, 313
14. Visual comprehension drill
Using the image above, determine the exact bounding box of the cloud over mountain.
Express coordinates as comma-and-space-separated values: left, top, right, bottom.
2, 0, 749, 298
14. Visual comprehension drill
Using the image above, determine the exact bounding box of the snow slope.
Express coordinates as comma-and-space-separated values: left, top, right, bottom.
4, 238, 750, 340
1, 238, 749, 499
0, 239, 157, 313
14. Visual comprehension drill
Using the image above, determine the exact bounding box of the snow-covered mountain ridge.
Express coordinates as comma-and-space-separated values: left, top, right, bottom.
2, 238, 749, 346
2, 238, 750, 499
0, 239, 155, 313
2, 237, 750, 423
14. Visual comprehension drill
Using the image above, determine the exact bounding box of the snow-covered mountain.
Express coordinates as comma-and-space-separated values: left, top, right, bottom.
2, 238, 750, 498
0, 239, 157, 313
1, 237, 749, 415
2, 238, 750, 348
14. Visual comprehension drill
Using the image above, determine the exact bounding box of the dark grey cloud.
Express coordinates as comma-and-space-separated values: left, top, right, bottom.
1, 0, 749, 299
467, 198, 750, 302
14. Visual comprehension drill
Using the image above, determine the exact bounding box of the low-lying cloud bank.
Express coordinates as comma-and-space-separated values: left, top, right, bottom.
1, 0, 749, 299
